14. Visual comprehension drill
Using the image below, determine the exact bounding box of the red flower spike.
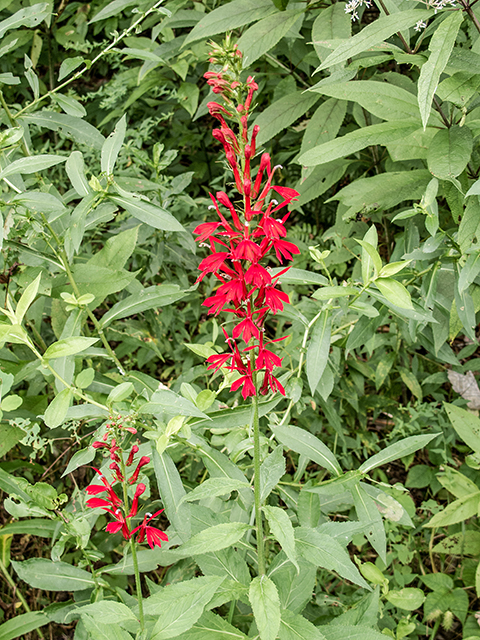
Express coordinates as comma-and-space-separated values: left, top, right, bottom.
129, 456, 150, 485
128, 482, 146, 518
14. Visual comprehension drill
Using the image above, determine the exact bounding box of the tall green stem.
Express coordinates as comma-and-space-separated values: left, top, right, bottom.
252, 390, 266, 576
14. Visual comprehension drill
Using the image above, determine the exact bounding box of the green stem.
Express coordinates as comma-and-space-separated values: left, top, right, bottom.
252, 389, 266, 576
0, 559, 45, 638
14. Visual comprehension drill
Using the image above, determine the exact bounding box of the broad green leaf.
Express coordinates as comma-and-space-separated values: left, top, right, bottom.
274, 425, 341, 476
179, 478, 249, 505
141, 389, 208, 419
99, 285, 185, 327
144, 575, 225, 638
90, 0, 138, 23
374, 277, 412, 310
295, 527, 370, 589
0, 467, 30, 502
444, 403, 480, 453
0, 3, 49, 38
0, 395, 22, 412
54, 264, 136, 303
379, 260, 411, 278
318, 626, 388, 640
386, 588, 425, 611
279, 608, 326, 640
311, 81, 427, 123
359, 433, 439, 473
12, 558, 95, 590
43, 337, 98, 359
356, 239, 382, 279
294, 160, 349, 208
425, 492, 480, 528
433, 530, 480, 555
101, 114, 126, 175
300, 99, 347, 156
418, 11, 464, 129
0, 154, 66, 179
181, 611, 247, 639
427, 125, 472, 179
66, 150, 90, 196
11, 191, 67, 217
75, 368, 95, 389
0, 611, 48, 640
109, 194, 184, 232
249, 575, 281, 640
436, 466, 478, 498
270, 267, 327, 286
184, 0, 277, 45
58, 56, 84, 81
22, 112, 105, 149
459, 253, 480, 294
351, 484, 386, 562
62, 447, 95, 477
0, 424, 24, 457
312, 2, 350, 62
66, 600, 137, 624
263, 506, 298, 571
299, 120, 417, 167
311, 285, 358, 300
151, 448, 191, 542
361, 225, 378, 285
260, 445, 285, 502
54, 93, 86, 117
317, 10, 429, 70
178, 82, 199, 117
237, 10, 302, 66
331, 170, 431, 216
81, 617, 132, 640
306, 311, 331, 395
107, 382, 134, 404
255, 91, 320, 146
298, 489, 321, 528
15, 273, 41, 325
43, 388, 73, 429
171, 522, 250, 558
399, 368, 423, 400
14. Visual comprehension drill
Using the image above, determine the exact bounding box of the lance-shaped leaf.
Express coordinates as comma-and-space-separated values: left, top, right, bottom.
374, 277, 413, 310
260, 445, 285, 502
299, 120, 418, 167
66, 151, 90, 196
274, 425, 341, 476
263, 506, 298, 571
12, 559, 96, 591
109, 194, 184, 232
317, 10, 429, 71
101, 114, 126, 175
179, 478, 250, 505
306, 310, 331, 395
351, 483, 386, 562
418, 11, 464, 129
249, 575, 281, 640
171, 522, 250, 559
280, 608, 327, 640
0, 3, 49, 38
427, 125, 472, 179
43, 337, 98, 360
22, 112, 105, 150
0, 611, 48, 640
0, 154, 66, 179
99, 285, 185, 327
151, 448, 191, 542
359, 433, 439, 473
254, 91, 320, 146
15, 273, 41, 324
238, 10, 303, 66
444, 402, 480, 453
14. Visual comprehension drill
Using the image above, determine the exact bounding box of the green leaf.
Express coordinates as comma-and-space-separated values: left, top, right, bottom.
0, 424, 24, 457
317, 10, 429, 70
425, 492, 480, 527
279, 608, 327, 640
318, 626, 388, 640
179, 478, 250, 505
295, 160, 349, 208
54, 93, 86, 118
386, 588, 425, 611
254, 91, 320, 146
15, 273, 41, 324
22, 112, 105, 149
260, 445, 285, 502
274, 425, 341, 476
0, 612, 48, 640
43, 388, 73, 429
62, 447, 95, 477
351, 484, 386, 562
0, 3, 49, 38
306, 311, 331, 395
311, 285, 357, 300
141, 389, 208, 419
399, 368, 423, 400
101, 114, 126, 175
12, 558, 95, 591
0, 154, 66, 179
360, 225, 378, 285
295, 527, 370, 589
427, 125, 473, 179
379, 260, 411, 278
359, 433, 439, 473
99, 284, 185, 328
237, 10, 302, 66
418, 11, 464, 129
90, 0, 138, 23
75, 368, 95, 389
249, 575, 281, 640
58, 56, 84, 81
81, 617, 132, 640
270, 267, 327, 286
172, 522, 250, 558
66, 600, 137, 624
144, 575, 225, 639
180, 611, 247, 639
0, 395, 22, 412
178, 82, 199, 117
433, 530, 480, 556
151, 448, 191, 542
299, 99, 347, 157
54, 264, 136, 303
374, 278, 412, 310
109, 194, 184, 232
444, 403, 480, 453
107, 382, 134, 404
312, 2, 350, 62
263, 506, 298, 571
184, 0, 277, 45
43, 337, 98, 359
65, 151, 90, 196
458, 253, 480, 294
311, 81, 428, 123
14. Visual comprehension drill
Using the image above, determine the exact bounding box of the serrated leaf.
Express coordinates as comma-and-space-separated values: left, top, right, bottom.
418, 11, 464, 129
249, 575, 281, 640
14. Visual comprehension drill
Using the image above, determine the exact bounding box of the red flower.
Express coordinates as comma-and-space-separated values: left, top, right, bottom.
264, 286, 290, 313
128, 483, 146, 518
129, 456, 150, 485
256, 347, 282, 371
245, 263, 271, 287
233, 316, 260, 343
231, 368, 256, 399
260, 371, 285, 396
206, 351, 232, 372
199, 251, 230, 275
131, 510, 169, 549
271, 238, 300, 263
194, 221, 221, 243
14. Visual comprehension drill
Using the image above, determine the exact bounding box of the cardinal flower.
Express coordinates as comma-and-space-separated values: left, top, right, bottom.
131, 510, 169, 549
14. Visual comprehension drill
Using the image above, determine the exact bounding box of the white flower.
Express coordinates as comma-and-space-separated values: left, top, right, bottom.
414, 19, 427, 31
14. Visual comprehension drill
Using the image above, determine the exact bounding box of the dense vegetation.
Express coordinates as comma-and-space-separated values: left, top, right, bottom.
0, 0, 480, 638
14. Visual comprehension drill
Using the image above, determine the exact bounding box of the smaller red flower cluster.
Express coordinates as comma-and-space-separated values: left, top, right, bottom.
195, 58, 299, 399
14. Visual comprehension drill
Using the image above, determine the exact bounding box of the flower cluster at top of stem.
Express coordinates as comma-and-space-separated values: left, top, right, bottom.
86, 416, 168, 550
195, 41, 300, 400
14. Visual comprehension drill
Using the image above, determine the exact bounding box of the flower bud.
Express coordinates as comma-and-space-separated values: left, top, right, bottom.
126, 444, 139, 467
129, 456, 150, 484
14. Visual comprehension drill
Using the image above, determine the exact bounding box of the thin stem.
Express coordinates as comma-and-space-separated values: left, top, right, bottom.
459, 0, 480, 33
375, 0, 413, 53
0, 559, 45, 638
252, 390, 266, 576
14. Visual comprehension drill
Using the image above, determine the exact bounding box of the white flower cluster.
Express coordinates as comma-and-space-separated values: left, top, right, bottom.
344, 0, 372, 21
414, 19, 427, 31
427, 0, 456, 11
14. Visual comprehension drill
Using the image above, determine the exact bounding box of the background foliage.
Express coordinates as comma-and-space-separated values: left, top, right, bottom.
0, 0, 480, 637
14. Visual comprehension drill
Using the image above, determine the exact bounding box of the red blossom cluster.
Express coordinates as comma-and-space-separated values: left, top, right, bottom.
86, 419, 168, 549
195, 48, 300, 400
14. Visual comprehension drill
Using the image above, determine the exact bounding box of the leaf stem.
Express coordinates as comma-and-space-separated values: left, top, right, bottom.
252, 388, 266, 576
